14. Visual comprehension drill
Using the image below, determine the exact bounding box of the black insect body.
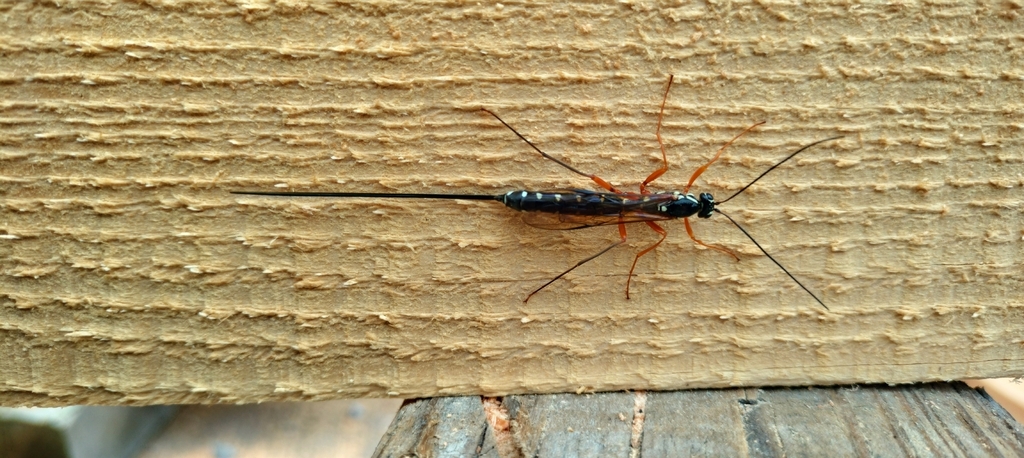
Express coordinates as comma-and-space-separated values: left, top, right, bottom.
501, 189, 709, 221
233, 76, 840, 309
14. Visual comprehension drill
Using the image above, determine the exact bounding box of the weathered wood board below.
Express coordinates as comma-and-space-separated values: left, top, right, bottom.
1, 2, 1024, 406
373, 383, 1024, 457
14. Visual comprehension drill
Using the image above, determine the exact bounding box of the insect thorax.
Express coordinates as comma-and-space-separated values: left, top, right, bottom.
658, 192, 713, 219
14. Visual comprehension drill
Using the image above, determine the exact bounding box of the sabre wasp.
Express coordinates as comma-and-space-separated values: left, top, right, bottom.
232, 75, 841, 309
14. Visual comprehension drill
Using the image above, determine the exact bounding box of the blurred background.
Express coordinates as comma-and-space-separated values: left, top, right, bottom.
138, 399, 402, 458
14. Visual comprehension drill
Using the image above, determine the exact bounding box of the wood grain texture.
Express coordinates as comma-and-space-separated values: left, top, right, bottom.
374, 397, 501, 458
372, 383, 1024, 457
1, 1, 1023, 406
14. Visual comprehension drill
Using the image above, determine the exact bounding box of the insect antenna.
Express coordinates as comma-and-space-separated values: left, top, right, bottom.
718, 136, 843, 205
710, 135, 842, 311
714, 208, 828, 310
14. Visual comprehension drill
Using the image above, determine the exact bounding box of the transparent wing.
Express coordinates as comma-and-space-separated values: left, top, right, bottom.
521, 211, 674, 230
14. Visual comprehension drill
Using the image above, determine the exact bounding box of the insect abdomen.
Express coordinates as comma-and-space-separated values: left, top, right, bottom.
502, 190, 623, 215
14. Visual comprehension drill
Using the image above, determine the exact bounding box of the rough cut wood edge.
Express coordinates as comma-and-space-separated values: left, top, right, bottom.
2, 2, 1024, 406
372, 382, 1024, 458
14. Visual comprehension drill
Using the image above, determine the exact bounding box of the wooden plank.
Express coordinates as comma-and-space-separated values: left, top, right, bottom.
641, 390, 747, 456
1, 1, 1024, 406
373, 397, 499, 458
373, 383, 1024, 457
504, 393, 636, 457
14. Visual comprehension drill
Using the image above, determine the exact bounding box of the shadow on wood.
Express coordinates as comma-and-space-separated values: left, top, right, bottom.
372, 382, 1024, 457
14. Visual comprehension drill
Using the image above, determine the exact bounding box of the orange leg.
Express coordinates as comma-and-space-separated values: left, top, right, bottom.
589, 175, 623, 194
683, 122, 766, 194
481, 108, 624, 194
640, 75, 675, 194
525, 220, 629, 303
625, 221, 668, 299
684, 218, 739, 261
